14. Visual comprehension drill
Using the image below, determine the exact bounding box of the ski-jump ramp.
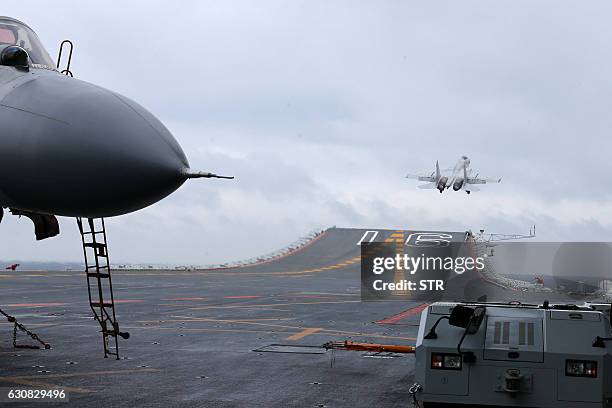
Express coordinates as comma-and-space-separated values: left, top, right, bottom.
200, 227, 562, 303
201, 227, 467, 274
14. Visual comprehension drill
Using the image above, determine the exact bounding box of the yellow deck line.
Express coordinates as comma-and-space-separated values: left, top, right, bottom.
286, 327, 322, 340
0, 368, 160, 394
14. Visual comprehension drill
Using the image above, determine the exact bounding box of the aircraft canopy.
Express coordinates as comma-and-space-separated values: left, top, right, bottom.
0, 17, 55, 68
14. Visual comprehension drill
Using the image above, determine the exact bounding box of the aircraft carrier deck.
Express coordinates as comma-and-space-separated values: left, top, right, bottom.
0, 227, 568, 407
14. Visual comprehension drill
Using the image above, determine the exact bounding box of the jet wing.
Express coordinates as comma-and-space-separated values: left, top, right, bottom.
466, 176, 501, 185
417, 183, 437, 189
405, 172, 436, 182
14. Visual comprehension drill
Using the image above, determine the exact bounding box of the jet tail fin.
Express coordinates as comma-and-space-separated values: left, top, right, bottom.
435, 160, 440, 180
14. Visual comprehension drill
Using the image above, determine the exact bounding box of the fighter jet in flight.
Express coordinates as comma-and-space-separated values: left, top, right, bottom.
0, 16, 231, 239
406, 156, 500, 194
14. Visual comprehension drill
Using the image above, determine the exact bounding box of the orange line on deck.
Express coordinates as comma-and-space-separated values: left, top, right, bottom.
286, 327, 322, 340
0, 368, 160, 394
185, 300, 360, 310
376, 303, 430, 324
157, 316, 416, 340
0, 378, 92, 394
120, 323, 416, 341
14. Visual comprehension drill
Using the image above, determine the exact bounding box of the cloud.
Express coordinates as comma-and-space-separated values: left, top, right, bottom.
2, 1, 612, 264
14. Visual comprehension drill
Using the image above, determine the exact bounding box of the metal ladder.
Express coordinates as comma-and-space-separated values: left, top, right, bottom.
76, 218, 129, 359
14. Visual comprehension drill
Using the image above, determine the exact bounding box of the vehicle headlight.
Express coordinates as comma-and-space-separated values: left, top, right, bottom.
444, 354, 462, 369
566, 360, 597, 378
431, 353, 462, 370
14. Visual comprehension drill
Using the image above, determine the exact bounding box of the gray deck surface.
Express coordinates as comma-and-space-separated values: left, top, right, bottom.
0, 228, 541, 407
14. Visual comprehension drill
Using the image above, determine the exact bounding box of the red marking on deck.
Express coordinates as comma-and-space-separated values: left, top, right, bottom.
223, 296, 261, 299
113, 300, 145, 303
4, 303, 67, 307
162, 297, 207, 301
376, 303, 430, 324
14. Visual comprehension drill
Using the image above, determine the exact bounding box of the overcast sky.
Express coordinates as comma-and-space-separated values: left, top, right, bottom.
2, 1, 612, 265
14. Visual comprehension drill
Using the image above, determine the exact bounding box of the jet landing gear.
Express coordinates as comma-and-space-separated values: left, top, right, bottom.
77, 218, 129, 359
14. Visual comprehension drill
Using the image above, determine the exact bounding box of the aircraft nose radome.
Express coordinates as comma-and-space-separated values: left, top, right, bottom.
1, 72, 190, 217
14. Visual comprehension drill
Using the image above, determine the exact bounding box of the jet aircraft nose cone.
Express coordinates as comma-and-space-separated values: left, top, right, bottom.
0, 71, 191, 217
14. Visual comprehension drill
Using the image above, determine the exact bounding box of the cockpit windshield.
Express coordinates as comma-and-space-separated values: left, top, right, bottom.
0, 17, 55, 68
